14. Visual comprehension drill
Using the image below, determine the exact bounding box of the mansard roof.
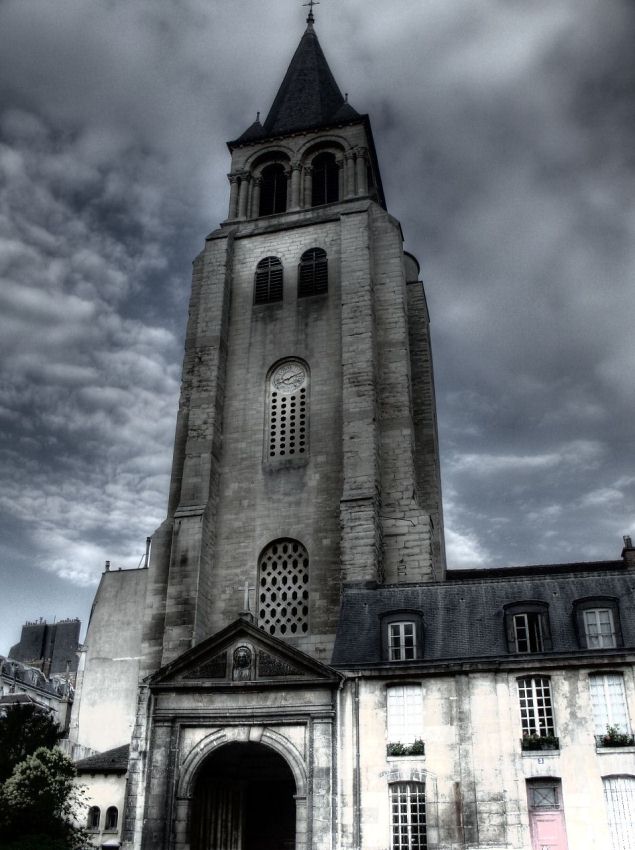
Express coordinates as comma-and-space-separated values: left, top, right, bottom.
332, 560, 635, 668
231, 21, 360, 146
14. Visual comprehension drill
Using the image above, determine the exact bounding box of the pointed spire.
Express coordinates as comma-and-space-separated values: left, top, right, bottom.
260, 18, 359, 137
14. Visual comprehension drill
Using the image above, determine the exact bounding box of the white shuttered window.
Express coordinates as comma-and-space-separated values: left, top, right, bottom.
604, 777, 635, 850
387, 685, 423, 744
590, 673, 630, 734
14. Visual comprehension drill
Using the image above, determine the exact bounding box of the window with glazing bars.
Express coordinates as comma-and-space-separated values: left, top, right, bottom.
513, 612, 544, 653
388, 622, 417, 661
518, 676, 555, 736
584, 608, 617, 648
254, 257, 283, 304
590, 673, 630, 734
298, 248, 328, 298
390, 782, 427, 850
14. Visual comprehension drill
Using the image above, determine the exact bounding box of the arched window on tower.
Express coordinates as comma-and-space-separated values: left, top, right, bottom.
265, 359, 309, 461
298, 248, 328, 298
258, 539, 309, 637
311, 152, 339, 206
105, 806, 119, 831
254, 257, 283, 304
259, 164, 288, 216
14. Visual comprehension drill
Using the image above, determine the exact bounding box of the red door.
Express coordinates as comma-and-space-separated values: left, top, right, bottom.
527, 781, 568, 850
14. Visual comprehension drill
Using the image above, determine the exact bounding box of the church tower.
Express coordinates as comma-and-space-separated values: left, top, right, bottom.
140, 10, 444, 678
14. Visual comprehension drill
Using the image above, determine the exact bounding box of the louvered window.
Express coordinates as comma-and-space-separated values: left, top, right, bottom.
312, 152, 339, 206
254, 257, 283, 305
259, 163, 287, 216
298, 248, 328, 298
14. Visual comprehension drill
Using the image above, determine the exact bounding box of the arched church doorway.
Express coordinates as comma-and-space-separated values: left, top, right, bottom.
191, 742, 296, 850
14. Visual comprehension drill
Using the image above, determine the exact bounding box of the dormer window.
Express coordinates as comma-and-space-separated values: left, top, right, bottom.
259, 164, 287, 215
505, 603, 552, 654
382, 612, 423, 661
574, 598, 622, 649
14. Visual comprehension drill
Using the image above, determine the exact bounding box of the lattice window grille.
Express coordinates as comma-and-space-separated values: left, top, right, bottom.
518, 676, 555, 736
254, 257, 283, 305
298, 248, 328, 297
390, 782, 427, 850
258, 539, 309, 636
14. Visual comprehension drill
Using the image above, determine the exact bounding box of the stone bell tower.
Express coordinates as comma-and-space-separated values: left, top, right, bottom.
140, 10, 444, 677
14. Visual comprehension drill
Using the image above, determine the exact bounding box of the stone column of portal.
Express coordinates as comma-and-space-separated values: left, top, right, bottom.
290, 162, 302, 210
344, 152, 356, 198
250, 177, 262, 218
237, 173, 250, 219
355, 148, 368, 196
303, 165, 313, 208
339, 209, 382, 585
227, 174, 240, 219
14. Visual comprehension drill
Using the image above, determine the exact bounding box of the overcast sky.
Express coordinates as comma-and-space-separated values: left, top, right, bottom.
1, 0, 634, 656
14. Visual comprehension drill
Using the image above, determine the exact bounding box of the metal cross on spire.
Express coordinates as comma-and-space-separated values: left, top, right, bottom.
303, 0, 319, 24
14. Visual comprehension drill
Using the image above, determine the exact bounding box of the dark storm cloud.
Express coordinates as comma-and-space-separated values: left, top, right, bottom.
0, 0, 634, 651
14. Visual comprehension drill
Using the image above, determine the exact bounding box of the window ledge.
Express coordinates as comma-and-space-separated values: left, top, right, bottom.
596, 745, 635, 754
521, 750, 560, 759
387, 755, 426, 763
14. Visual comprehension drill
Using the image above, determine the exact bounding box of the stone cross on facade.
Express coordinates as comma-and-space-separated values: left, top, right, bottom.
234, 580, 256, 618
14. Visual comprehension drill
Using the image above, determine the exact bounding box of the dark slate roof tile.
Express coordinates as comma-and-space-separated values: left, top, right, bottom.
75, 744, 130, 773
332, 565, 635, 666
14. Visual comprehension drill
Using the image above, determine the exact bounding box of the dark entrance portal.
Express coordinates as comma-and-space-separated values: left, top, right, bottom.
191, 742, 296, 850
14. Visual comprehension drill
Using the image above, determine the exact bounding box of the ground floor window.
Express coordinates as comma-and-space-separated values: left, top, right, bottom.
604, 776, 635, 850
390, 781, 426, 849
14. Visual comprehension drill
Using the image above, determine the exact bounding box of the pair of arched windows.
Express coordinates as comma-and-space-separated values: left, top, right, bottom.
254, 249, 328, 305
87, 805, 118, 831
257, 153, 339, 217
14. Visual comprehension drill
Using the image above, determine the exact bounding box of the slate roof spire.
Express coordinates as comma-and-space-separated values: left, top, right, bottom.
235, 15, 360, 143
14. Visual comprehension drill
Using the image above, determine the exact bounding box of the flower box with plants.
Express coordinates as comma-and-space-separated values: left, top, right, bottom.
596, 725, 635, 748
521, 733, 560, 751
386, 739, 425, 757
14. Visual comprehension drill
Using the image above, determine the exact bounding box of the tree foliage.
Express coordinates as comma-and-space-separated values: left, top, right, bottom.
0, 704, 62, 783
0, 747, 89, 850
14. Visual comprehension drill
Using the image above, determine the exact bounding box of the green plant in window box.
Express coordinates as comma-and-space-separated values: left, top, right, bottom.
599, 725, 635, 747
386, 739, 425, 757
521, 733, 560, 751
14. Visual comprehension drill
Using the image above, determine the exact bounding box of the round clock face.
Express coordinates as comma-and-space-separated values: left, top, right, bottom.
271, 362, 306, 392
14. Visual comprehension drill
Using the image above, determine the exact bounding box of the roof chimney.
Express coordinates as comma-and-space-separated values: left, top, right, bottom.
622, 535, 635, 567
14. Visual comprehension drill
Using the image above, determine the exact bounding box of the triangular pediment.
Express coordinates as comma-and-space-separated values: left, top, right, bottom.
149, 618, 341, 689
